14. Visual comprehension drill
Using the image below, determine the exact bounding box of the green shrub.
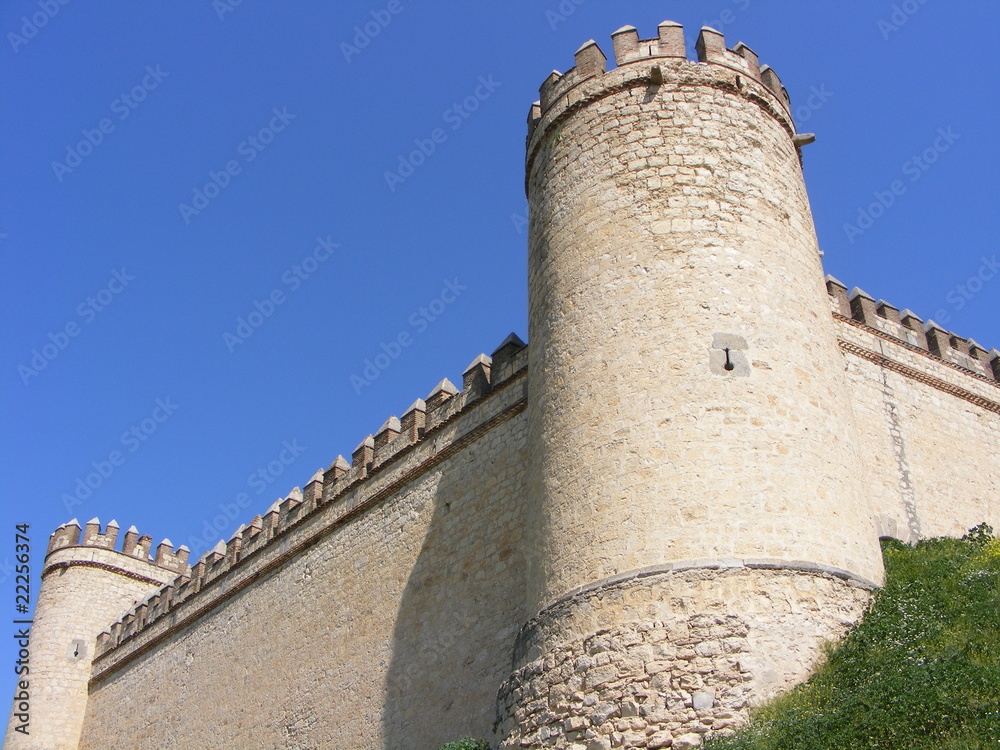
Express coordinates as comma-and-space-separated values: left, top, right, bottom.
706, 527, 1000, 750
437, 739, 490, 750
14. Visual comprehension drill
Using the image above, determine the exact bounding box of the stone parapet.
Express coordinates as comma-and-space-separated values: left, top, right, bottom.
46, 519, 190, 576
527, 21, 796, 176
825, 275, 999, 385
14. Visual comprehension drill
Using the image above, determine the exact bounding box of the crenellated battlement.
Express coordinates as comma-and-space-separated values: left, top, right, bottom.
528, 21, 793, 144
45, 517, 191, 575
92, 333, 529, 663
826, 275, 1000, 383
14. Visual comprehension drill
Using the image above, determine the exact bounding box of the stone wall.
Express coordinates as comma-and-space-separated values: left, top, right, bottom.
496, 569, 871, 750
523, 25, 884, 617
77, 362, 530, 750
834, 315, 1000, 542
66, 296, 998, 750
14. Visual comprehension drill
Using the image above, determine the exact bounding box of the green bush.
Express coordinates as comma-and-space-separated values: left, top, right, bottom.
437, 739, 490, 750
706, 526, 1000, 750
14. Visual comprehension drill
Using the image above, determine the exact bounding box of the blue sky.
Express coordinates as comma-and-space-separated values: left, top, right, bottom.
1, 0, 998, 716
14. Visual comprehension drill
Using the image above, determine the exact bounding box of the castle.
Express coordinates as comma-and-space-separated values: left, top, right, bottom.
7, 20, 999, 750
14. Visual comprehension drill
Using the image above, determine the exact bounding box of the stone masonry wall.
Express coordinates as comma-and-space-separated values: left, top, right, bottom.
496, 569, 872, 750
523, 28, 884, 624
834, 316, 1000, 541
69, 295, 998, 750
77, 367, 530, 750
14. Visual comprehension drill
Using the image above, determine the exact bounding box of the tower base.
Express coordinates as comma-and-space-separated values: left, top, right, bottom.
496, 567, 872, 749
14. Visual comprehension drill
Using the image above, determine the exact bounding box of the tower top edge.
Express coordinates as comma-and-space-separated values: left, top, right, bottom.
529, 21, 792, 135
46, 518, 190, 575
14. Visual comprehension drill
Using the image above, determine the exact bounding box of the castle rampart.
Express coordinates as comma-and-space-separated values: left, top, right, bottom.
88, 343, 528, 683
825, 278, 999, 550
64, 343, 531, 750
7, 19, 999, 750
77, 268, 998, 691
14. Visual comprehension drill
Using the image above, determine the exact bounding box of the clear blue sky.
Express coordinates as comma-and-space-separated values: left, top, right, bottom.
1, 0, 997, 716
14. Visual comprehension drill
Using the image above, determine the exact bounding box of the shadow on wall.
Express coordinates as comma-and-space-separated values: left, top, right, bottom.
381, 421, 529, 749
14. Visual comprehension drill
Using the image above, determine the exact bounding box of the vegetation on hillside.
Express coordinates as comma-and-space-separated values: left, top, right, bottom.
436, 740, 490, 750
706, 525, 1000, 749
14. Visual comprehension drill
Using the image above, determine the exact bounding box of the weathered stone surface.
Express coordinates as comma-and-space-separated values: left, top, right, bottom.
673, 733, 703, 749
692, 691, 715, 710
496, 569, 870, 748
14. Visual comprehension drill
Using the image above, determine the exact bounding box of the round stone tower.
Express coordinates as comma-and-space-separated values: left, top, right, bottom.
4, 519, 187, 750
498, 23, 885, 747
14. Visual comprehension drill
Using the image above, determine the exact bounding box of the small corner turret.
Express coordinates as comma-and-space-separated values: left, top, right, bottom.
46, 517, 191, 575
